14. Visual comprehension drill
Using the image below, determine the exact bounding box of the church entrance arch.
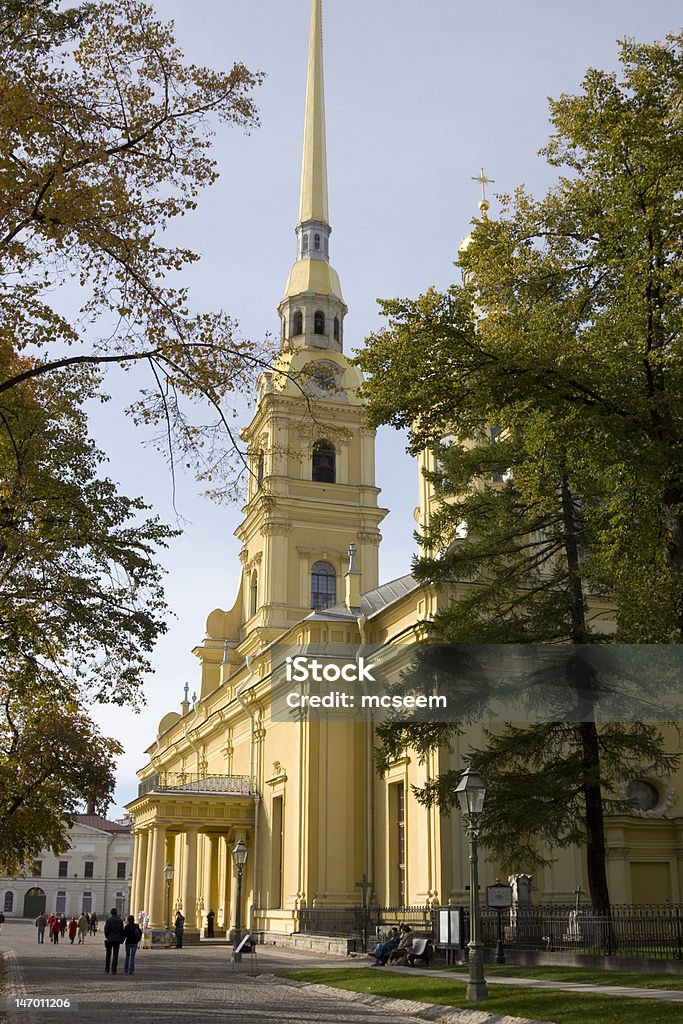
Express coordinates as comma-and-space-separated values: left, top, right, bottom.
23, 887, 46, 918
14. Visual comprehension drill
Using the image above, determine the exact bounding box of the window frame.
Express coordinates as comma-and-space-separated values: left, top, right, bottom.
310, 560, 337, 611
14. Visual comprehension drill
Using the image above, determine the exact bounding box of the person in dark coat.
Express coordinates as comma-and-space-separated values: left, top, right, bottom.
59, 913, 67, 937
35, 913, 47, 943
103, 908, 125, 973
206, 909, 215, 938
122, 915, 142, 975
174, 911, 185, 949
89, 912, 98, 935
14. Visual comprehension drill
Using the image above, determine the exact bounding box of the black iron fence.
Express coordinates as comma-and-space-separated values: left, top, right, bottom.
297, 905, 435, 950
479, 903, 683, 960
296, 902, 683, 959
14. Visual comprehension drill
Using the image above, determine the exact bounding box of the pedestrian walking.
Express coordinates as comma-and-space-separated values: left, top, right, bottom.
206, 908, 215, 938
89, 911, 98, 935
68, 917, 78, 943
77, 913, 89, 943
122, 915, 142, 975
50, 916, 61, 944
103, 908, 124, 974
174, 911, 185, 949
0, 911, 4, 933
59, 913, 67, 937
35, 913, 47, 943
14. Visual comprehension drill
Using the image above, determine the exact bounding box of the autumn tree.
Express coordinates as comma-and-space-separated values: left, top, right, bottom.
0, 357, 173, 868
357, 33, 683, 912
0, 0, 268, 493
0, 0, 268, 866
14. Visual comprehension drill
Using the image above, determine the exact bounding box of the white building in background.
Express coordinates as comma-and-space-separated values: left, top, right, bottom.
1, 813, 133, 919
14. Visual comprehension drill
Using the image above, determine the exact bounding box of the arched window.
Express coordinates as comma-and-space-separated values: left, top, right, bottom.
314, 310, 325, 335
4, 891, 13, 912
314, 232, 321, 250
250, 571, 258, 617
333, 316, 339, 341
281, 317, 286, 338
257, 452, 264, 490
312, 439, 335, 483
303, 234, 309, 252
311, 561, 336, 610
293, 310, 303, 336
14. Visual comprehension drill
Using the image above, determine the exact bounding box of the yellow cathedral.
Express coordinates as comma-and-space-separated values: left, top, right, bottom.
127, 0, 683, 942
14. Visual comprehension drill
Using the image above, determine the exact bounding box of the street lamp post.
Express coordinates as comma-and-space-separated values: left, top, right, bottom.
164, 863, 174, 931
232, 839, 248, 962
455, 768, 488, 1002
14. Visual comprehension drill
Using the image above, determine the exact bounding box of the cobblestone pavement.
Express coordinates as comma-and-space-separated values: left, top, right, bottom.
4, 918, 682, 1024
0, 920, 427, 1024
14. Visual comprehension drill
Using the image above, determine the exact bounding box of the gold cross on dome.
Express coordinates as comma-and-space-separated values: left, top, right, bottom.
472, 167, 495, 203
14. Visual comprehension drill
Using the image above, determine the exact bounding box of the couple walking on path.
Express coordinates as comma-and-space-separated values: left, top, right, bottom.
103, 908, 142, 975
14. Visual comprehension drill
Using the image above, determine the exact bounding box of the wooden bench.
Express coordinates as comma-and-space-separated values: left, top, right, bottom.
406, 937, 433, 966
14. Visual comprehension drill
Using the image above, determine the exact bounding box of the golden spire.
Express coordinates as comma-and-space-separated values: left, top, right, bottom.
281, 0, 344, 315
298, 0, 329, 226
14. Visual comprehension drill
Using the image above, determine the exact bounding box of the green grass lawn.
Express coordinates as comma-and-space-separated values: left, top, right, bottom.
280, 968, 683, 1024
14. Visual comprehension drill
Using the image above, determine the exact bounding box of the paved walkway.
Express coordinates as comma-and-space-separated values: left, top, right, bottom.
0, 920, 426, 1024
2, 918, 683, 1024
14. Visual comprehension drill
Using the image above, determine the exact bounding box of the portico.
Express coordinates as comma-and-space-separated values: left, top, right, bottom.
127, 774, 256, 938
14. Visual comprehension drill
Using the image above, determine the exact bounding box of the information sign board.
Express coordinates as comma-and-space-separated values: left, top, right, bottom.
486, 884, 513, 908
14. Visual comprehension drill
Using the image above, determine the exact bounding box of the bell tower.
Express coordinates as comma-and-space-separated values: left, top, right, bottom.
233, 0, 387, 647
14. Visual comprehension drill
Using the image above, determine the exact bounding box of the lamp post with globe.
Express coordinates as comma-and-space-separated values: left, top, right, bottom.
455, 768, 488, 1002
232, 839, 248, 961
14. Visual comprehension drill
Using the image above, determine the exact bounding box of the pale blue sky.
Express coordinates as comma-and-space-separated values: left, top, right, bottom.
90, 1, 682, 815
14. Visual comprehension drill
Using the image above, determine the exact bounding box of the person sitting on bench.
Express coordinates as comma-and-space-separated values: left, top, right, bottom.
370, 926, 400, 966
387, 924, 415, 965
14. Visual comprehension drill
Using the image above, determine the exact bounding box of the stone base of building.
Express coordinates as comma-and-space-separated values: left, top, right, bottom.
254, 929, 356, 956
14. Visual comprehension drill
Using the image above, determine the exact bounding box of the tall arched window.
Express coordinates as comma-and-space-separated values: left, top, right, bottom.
311, 561, 336, 610
303, 235, 309, 252
312, 439, 335, 483
314, 310, 325, 335
314, 232, 321, 250
333, 316, 339, 341
4, 891, 13, 912
293, 310, 303, 336
250, 571, 258, 617
257, 452, 264, 490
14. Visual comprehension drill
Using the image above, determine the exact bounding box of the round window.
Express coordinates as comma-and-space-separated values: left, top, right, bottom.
627, 779, 659, 811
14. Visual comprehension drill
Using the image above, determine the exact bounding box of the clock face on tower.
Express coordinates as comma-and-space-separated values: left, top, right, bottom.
303, 360, 344, 399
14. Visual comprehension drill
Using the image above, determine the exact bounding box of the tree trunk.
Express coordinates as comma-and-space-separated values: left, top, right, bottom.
559, 467, 611, 914
580, 721, 611, 916
663, 476, 683, 637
